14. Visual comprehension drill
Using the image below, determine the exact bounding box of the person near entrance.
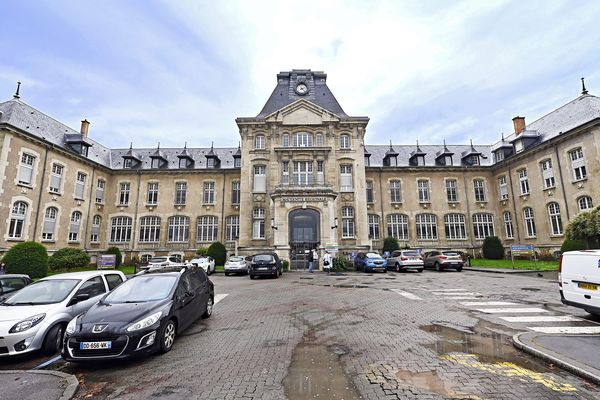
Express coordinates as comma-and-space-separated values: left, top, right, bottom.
322, 251, 332, 274
308, 249, 315, 273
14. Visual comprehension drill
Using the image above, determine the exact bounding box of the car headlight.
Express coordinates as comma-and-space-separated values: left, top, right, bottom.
126, 311, 162, 332
9, 313, 46, 333
65, 316, 78, 335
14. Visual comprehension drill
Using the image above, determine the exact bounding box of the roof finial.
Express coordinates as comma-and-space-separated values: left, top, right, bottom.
238, 141, 241, 149
501, 133, 505, 142
129, 142, 133, 150
470, 139, 474, 149
211, 141, 214, 150
157, 142, 160, 149
389, 140, 393, 150
581, 77, 589, 95
13, 81, 21, 99
184, 141, 187, 149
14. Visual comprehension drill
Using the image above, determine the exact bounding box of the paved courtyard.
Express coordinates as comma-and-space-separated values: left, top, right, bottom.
6, 269, 600, 399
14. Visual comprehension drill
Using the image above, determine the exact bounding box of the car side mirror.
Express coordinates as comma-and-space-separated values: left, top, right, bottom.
68, 293, 90, 306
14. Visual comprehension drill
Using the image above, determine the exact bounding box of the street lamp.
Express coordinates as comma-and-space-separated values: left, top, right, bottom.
331, 217, 338, 229
271, 218, 278, 230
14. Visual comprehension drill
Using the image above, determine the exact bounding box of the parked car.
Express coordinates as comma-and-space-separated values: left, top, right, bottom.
0, 274, 33, 303
224, 256, 250, 276
422, 250, 464, 271
453, 250, 472, 267
354, 252, 388, 273
559, 250, 600, 316
386, 250, 424, 272
249, 253, 282, 279
188, 257, 216, 275
144, 256, 185, 270
62, 266, 214, 361
0, 270, 126, 357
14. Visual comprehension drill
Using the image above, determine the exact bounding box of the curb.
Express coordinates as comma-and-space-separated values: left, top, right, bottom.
464, 267, 552, 274
512, 332, 600, 385
0, 370, 79, 400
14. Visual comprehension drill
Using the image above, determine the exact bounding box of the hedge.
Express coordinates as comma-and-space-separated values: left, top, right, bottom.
207, 242, 226, 265
482, 236, 504, 259
3, 241, 48, 278
105, 246, 122, 267
49, 248, 91, 271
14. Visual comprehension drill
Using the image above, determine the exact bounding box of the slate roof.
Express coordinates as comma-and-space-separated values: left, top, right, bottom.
110, 147, 239, 170
365, 144, 492, 167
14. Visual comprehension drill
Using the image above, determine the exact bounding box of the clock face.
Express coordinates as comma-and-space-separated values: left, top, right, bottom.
295, 83, 308, 95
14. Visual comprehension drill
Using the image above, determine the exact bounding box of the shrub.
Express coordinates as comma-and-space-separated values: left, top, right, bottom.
105, 246, 122, 267
332, 256, 353, 272
207, 242, 227, 265
482, 236, 504, 260
560, 239, 588, 253
382, 237, 400, 254
49, 248, 90, 271
3, 241, 48, 278
196, 247, 209, 256
282, 259, 289, 271
537, 250, 557, 262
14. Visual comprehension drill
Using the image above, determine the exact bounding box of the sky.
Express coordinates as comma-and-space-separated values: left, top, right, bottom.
1, 0, 600, 149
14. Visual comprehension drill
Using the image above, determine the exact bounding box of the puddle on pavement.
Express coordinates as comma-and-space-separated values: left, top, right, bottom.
395, 369, 458, 398
283, 331, 361, 399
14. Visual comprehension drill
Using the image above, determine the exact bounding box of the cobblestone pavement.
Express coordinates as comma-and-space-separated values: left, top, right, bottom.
57, 270, 600, 399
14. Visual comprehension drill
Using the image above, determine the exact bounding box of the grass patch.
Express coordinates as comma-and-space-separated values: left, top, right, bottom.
215, 265, 224, 271
470, 258, 558, 270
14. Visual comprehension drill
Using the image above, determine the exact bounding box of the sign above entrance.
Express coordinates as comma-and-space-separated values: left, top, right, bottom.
281, 196, 327, 203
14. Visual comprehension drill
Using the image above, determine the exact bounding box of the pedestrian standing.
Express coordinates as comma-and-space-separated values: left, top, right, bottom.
0, 262, 5, 275
307, 249, 314, 273
322, 251, 332, 274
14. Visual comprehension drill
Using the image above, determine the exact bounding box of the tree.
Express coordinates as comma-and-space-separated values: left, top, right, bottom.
3, 242, 48, 278
482, 236, 504, 259
207, 242, 227, 265
560, 239, 589, 253
565, 206, 600, 248
382, 237, 400, 254
49, 248, 91, 271
105, 246, 123, 267
196, 247, 209, 256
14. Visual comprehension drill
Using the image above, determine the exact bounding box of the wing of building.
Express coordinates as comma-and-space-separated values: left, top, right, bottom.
1, 70, 599, 268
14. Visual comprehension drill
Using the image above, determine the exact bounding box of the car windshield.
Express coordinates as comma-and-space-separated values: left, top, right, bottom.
3, 279, 80, 305
366, 252, 382, 258
403, 251, 419, 257
149, 257, 168, 263
442, 251, 459, 256
104, 275, 177, 303
254, 255, 274, 262
228, 257, 244, 262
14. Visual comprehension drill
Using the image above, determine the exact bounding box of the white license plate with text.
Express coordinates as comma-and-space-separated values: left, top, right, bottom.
80, 341, 112, 350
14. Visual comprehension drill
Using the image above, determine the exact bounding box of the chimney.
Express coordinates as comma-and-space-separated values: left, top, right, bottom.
512, 116, 526, 135
80, 119, 90, 137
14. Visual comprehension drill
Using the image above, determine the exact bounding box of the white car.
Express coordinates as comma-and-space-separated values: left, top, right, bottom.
386, 250, 424, 272
224, 256, 251, 276
560, 250, 600, 316
0, 270, 126, 357
188, 257, 216, 275
144, 256, 185, 270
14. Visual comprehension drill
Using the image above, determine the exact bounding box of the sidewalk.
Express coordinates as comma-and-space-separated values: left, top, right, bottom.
0, 370, 78, 400
513, 332, 600, 385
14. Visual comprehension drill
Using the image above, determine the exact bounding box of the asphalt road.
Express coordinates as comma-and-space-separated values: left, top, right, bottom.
3, 269, 600, 399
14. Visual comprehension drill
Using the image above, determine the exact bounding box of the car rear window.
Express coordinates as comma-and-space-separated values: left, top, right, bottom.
403, 251, 419, 257
366, 252, 382, 258
229, 257, 244, 262
442, 251, 459, 256
254, 255, 274, 262
149, 257, 168, 263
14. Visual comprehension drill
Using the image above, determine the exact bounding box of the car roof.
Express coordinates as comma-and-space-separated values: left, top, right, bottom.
41, 270, 124, 280
0, 274, 30, 279
138, 267, 185, 276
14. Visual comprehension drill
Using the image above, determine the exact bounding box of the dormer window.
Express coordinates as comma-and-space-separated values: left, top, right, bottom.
514, 140, 524, 153
124, 159, 133, 168
494, 150, 504, 162
444, 155, 453, 166
234, 157, 241, 168
364, 155, 370, 166
151, 158, 161, 169
470, 155, 480, 165
179, 158, 188, 168
415, 156, 425, 166
207, 158, 214, 168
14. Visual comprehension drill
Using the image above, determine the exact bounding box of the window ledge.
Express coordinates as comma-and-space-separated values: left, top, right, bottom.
524, 236, 537, 239
68, 241, 81, 244
117, 204, 129, 207
41, 240, 56, 243
572, 178, 588, 185
145, 203, 158, 207
17, 183, 33, 189
543, 186, 556, 191
74, 197, 85, 201
49, 191, 62, 196
7, 238, 25, 242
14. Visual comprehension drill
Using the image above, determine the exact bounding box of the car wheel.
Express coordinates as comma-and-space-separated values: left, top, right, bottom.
435, 262, 442, 272
417, 268, 424, 273
202, 296, 214, 319
42, 324, 64, 356
159, 319, 176, 353
249, 274, 255, 279
456, 267, 463, 272
395, 264, 400, 272
273, 270, 279, 279
225, 272, 229, 276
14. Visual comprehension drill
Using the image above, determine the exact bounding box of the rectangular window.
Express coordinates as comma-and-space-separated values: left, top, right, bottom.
366, 181, 374, 203
498, 176, 508, 200
95, 179, 105, 204
147, 182, 159, 205
316, 161, 324, 184
19, 153, 35, 186
207, 158, 214, 168
168, 216, 189, 242
541, 159, 555, 189
226, 216, 240, 241
253, 165, 266, 192
416, 214, 437, 240
518, 169, 530, 195
74, 172, 86, 199
524, 208, 536, 237
49, 164, 63, 194
340, 135, 350, 149
110, 216, 132, 243
444, 214, 467, 240
90, 216, 101, 243
282, 161, 289, 185
389, 180, 402, 203
341, 207, 355, 238
119, 182, 130, 205
231, 181, 240, 204
387, 214, 409, 240
293, 133, 313, 147
417, 180, 430, 203
495, 151, 504, 163
473, 179, 486, 202
139, 217, 161, 242
175, 182, 187, 205
368, 215, 380, 240
503, 212, 514, 239
569, 148, 587, 181
293, 161, 313, 185
473, 213, 495, 240
234, 157, 241, 168
252, 208, 265, 239
446, 179, 458, 202
203, 182, 215, 204
196, 216, 218, 242
340, 165, 353, 192
151, 158, 161, 169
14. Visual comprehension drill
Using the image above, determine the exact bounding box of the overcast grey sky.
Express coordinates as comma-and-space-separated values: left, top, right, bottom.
1, 0, 599, 148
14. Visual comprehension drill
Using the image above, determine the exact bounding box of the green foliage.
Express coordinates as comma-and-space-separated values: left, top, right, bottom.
565, 207, 600, 248
382, 237, 400, 254
49, 248, 90, 271
196, 247, 209, 256
105, 246, 122, 267
561, 239, 589, 253
332, 256, 353, 272
282, 259, 289, 271
482, 236, 504, 260
207, 242, 227, 265
3, 241, 48, 278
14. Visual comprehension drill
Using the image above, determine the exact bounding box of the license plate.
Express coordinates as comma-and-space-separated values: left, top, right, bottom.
258, 267, 268, 270
80, 341, 112, 350
579, 283, 598, 291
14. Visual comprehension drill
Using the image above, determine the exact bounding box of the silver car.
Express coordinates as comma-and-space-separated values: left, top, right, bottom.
0, 270, 125, 357
386, 250, 424, 272
224, 256, 250, 276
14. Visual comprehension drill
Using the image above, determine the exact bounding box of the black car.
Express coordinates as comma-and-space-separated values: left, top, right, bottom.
249, 253, 282, 279
62, 266, 214, 361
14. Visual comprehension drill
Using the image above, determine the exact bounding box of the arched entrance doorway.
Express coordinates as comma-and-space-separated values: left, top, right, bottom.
288, 209, 320, 270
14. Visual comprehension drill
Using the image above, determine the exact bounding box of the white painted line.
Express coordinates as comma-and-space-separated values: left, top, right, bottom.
461, 301, 520, 306
432, 289, 469, 292
442, 297, 479, 300
433, 292, 480, 296
500, 315, 583, 323
529, 326, 600, 334
214, 294, 229, 304
390, 289, 422, 300
474, 307, 549, 314
32, 355, 62, 370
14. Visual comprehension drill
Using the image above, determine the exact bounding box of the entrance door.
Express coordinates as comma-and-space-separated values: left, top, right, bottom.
288, 209, 320, 270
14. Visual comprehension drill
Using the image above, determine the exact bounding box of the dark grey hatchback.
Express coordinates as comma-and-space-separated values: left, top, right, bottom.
249, 253, 283, 279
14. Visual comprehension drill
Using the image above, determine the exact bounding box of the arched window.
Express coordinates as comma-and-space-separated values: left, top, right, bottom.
139, 216, 161, 242
548, 202, 563, 236
472, 213, 494, 239
523, 207, 536, 238
503, 212, 514, 239
282, 134, 289, 147
416, 214, 437, 240
197, 216, 218, 242
444, 214, 467, 240
110, 216, 132, 243
68, 211, 82, 241
341, 207, 355, 238
315, 133, 324, 146
168, 216, 189, 243
387, 214, 409, 240
578, 196, 593, 212
340, 134, 350, 149
42, 207, 58, 240
8, 201, 28, 239
255, 135, 265, 149
91, 215, 102, 243
368, 215, 380, 239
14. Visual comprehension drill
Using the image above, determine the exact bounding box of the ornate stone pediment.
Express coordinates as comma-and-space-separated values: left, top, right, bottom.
266, 99, 340, 126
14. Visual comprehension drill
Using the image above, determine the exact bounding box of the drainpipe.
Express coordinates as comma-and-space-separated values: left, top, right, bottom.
378, 168, 385, 244
220, 170, 226, 244
131, 171, 142, 261
507, 165, 521, 242
32, 145, 50, 240
462, 172, 474, 255
554, 147, 571, 220
83, 167, 96, 253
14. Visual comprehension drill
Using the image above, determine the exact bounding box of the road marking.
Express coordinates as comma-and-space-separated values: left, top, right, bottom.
442, 297, 479, 300
32, 355, 62, 370
432, 289, 470, 292
474, 307, 548, 314
433, 292, 480, 296
528, 326, 600, 334
500, 315, 583, 323
390, 289, 422, 300
461, 301, 520, 306
214, 294, 229, 304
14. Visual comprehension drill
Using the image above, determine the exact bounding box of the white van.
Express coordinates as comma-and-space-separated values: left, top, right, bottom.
560, 250, 600, 315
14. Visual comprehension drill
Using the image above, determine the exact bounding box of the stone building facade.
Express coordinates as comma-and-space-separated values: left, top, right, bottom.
0, 70, 598, 267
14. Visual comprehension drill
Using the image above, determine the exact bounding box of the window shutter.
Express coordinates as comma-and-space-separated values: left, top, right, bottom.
43, 219, 55, 234
50, 175, 62, 191
70, 222, 80, 234
75, 181, 85, 198
96, 187, 104, 202
19, 165, 33, 184
254, 174, 266, 192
